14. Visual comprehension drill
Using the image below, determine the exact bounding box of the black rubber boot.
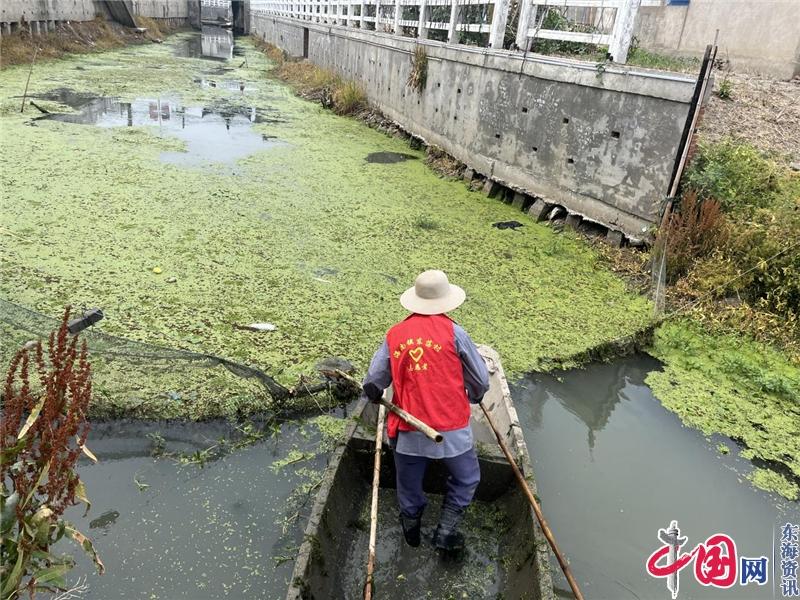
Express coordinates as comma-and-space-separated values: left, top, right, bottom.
400, 510, 422, 547
432, 503, 465, 553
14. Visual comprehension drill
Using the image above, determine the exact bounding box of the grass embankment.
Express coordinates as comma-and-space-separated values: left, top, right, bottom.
645, 138, 800, 498
254, 38, 368, 117
0, 16, 180, 69
0, 35, 653, 420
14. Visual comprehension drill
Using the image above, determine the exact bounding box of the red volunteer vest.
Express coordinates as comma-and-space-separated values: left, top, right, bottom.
386, 313, 469, 438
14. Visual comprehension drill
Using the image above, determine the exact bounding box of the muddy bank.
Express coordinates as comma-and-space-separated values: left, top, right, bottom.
0, 17, 183, 69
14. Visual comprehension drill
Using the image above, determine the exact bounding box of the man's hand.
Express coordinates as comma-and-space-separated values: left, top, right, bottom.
363, 382, 383, 404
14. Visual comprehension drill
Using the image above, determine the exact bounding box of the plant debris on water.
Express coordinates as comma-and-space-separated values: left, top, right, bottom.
0, 33, 653, 420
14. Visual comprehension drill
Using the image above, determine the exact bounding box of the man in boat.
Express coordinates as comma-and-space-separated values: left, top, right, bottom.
362, 269, 490, 553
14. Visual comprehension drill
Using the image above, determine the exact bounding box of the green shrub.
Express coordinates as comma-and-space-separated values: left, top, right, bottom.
722, 208, 800, 318
716, 77, 733, 100
531, 9, 603, 57
685, 140, 782, 213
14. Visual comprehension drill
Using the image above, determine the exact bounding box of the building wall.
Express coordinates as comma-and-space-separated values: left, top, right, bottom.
131, 0, 190, 19
252, 14, 697, 238
0, 0, 190, 29
635, 0, 800, 79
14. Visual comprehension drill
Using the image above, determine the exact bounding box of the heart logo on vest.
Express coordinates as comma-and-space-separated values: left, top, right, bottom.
409, 347, 424, 363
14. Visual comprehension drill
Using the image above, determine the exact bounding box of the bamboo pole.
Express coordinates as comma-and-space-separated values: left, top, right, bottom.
364, 403, 386, 600
480, 403, 585, 600
20, 45, 39, 113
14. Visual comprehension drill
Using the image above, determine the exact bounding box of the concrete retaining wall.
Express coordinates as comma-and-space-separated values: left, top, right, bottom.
0, 0, 190, 33
252, 14, 697, 238
635, 0, 800, 80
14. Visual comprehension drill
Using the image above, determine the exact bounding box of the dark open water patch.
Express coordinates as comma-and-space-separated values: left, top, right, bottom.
512, 355, 800, 599
62, 419, 328, 599
365, 151, 418, 164
32, 93, 283, 167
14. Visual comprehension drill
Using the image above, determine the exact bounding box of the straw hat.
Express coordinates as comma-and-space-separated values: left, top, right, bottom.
400, 270, 466, 315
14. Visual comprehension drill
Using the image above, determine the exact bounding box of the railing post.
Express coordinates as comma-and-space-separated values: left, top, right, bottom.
447, 0, 460, 43
488, 0, 510, 48
360, 0, 367, 27
418, 0, 428, 38
608, 0, 640, 63
514, 0, 534, 50
394, 0, 401, 34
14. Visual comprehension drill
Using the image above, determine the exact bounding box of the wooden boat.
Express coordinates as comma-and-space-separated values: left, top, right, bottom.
286, 346, 556, 600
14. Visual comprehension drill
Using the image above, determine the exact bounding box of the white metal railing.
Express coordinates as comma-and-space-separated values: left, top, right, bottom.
252, 0, 511, 47
515, 0, 662, 61
251, 0, 663, 61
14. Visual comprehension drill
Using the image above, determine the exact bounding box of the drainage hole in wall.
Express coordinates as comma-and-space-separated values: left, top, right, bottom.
495, 133, 501, 139
521, 107, 528, 113
457, 88, 461, 94
611, 130, 620, 138
567, 158, 575, 164
454, 115, 458, 121
562, 117, 569, 124
531, 146, 538, 152
437, 82, 441, 87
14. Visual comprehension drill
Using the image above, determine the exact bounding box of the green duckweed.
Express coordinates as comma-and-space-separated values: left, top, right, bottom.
0, 33, 653, 418
647, 320, 800, 499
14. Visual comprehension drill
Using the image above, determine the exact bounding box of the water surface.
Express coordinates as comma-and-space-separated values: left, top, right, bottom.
65, 420, 324, 599
513, 355, 799, 599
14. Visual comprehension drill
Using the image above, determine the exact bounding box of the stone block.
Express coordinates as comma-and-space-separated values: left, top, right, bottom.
511, 192, 533, 212
565, 213, 582, 230
526, 198, 551, 222
462, 167, 474, 182
483, 179, 502, 198
606, 229, 625, 247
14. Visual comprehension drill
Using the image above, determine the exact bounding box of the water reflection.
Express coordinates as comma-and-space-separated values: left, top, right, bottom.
512, 356, 800, 599
522, 357, 653, 450
36, 96, 280, 167
175, 26, 234, 60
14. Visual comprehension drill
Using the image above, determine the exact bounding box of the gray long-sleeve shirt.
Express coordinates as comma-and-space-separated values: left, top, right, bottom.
363, 322, 490, 458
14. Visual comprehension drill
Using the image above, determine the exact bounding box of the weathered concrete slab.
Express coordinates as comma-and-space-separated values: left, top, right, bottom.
251, 14, 697, 237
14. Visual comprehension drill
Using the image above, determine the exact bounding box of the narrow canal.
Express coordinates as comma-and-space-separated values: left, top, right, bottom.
61, 360, 798, 599
3, 28, 796, 600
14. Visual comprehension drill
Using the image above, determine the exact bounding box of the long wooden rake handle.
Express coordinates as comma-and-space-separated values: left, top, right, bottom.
377, 398, 443, 443
326, 370, 444, 444
480, 403, 585, 600
364, 403, 387, 600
